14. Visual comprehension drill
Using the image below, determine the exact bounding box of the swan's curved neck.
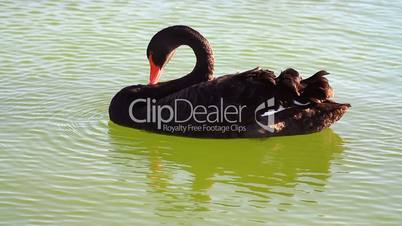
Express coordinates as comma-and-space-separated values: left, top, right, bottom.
147, 26, 214, 98
184, 35, 214, 83
160, 30, 214, 90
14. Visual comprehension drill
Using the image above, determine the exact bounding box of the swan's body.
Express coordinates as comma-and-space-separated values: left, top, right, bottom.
109, 25, 350, 138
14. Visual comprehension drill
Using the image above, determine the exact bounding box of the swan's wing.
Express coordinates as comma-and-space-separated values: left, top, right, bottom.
300, 71, 333, 102
153, 68, 277, 124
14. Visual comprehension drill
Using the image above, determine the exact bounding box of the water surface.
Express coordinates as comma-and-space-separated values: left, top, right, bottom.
1, 0, 402, 225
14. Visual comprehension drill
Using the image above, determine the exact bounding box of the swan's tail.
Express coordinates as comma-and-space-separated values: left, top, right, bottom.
253, 69, 350, 136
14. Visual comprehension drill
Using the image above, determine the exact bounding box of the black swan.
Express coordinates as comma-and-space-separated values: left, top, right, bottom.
109, 25, 350, 138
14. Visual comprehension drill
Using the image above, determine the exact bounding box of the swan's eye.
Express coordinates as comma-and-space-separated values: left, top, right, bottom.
148, 53, 162, 85
148, 53, 157, 68
148, 51, 165, 68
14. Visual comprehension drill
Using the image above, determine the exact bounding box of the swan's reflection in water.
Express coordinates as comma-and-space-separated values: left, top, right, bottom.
108, 124, 344, 212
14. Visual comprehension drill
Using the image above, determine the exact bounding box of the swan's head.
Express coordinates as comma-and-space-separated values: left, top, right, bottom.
146, 26, 186, 85
147, 46, 176, 85
146, 25, 213, 85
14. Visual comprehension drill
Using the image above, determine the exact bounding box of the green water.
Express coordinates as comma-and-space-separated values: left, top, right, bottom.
1, 0, 402, 225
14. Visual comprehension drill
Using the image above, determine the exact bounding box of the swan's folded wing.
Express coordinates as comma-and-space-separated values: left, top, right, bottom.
153, 68, 277, 125
300, 71, 333, 102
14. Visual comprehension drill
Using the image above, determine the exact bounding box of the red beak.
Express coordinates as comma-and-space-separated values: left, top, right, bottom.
149, 54, 161, 85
